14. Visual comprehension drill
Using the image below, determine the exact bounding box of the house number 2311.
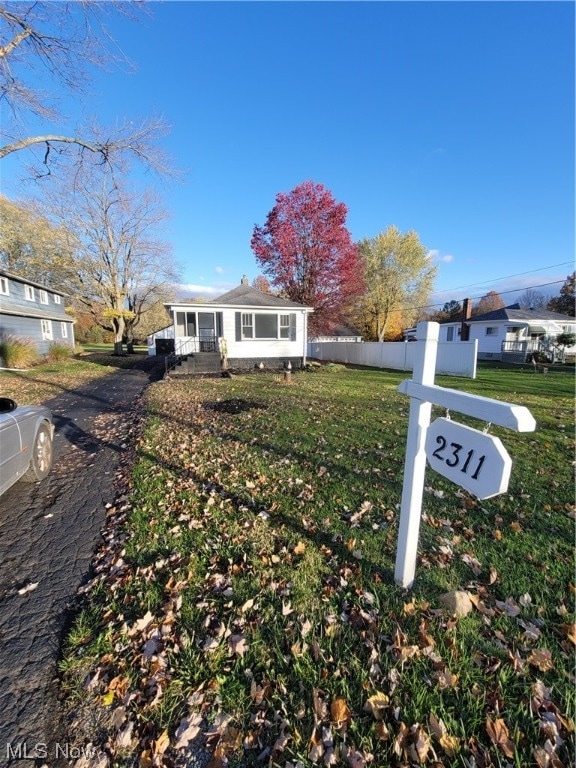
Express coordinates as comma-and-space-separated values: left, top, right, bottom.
424, 418, 512, 500
431, 435, 486, 479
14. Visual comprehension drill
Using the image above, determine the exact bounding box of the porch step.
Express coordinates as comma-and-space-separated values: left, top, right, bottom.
169, 353, 221, 376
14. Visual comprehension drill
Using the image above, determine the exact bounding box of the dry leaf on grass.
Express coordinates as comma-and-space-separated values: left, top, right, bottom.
486, 717, 515, 758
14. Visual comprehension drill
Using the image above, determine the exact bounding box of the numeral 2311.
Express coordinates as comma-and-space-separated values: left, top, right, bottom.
431, 435, 486, 479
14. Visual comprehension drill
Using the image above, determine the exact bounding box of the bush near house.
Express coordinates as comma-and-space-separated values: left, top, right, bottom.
0, 333, 40, 368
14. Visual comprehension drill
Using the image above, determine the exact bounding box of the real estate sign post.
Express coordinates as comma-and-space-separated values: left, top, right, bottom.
395, 322, 536, 589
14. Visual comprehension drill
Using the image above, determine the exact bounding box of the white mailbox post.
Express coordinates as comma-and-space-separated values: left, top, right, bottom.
395, 322, 536, 589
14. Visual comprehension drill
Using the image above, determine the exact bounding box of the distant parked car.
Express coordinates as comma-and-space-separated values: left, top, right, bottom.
0, 397, 54, 496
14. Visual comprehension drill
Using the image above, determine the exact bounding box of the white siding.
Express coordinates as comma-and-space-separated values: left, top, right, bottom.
223, 308, 307, 359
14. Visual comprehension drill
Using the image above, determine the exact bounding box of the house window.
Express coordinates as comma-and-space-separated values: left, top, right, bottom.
279, 314, 290, 339
53, 294, 61, 304
41, 319, 53, 340
254, 314, 278, 339
446, 327, 454, 342
0, 277, 8, 295
25, 285, 35, 301
61, 323, 68, 338
485, 327, 498, 336
237, 312, 295, 340
175, 312, 196, 337
40, 289, 49, 304
242, 313, 254, 338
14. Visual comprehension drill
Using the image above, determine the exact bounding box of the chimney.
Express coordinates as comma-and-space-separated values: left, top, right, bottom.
460, 298, 472, 341
241, 275, 249, 285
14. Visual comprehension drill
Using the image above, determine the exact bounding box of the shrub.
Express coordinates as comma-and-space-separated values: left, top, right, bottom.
0, 334, 40, 368
46, 343, 73, 362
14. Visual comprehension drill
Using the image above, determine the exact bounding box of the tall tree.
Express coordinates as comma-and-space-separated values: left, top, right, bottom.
353, 227, 436, 341
517, 288, 550, 311
427, 299, 463, 323
547, 272, 575, 317
0, 2, 172, 177
45, 165, 179, 354
252, 274, 273, 294
0, 194, 74, 284
473, 290, 505, 316
251, 181, 363, 334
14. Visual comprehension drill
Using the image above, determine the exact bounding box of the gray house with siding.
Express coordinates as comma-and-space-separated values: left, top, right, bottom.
0, 269, 75, 360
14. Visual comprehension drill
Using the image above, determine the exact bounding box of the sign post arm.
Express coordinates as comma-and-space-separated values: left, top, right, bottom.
394, 322, 438, 589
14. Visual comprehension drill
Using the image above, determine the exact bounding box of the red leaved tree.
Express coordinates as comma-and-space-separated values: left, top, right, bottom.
251, 181, 363, 334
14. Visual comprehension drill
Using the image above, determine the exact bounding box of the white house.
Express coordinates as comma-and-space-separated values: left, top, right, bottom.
159, 277, 314, 373
431, 304, 576, 363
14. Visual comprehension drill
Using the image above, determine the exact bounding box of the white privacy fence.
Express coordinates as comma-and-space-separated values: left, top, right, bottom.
307, 340, 478, 378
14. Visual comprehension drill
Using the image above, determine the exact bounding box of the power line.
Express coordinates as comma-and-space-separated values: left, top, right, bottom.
391, 277, 567, 315
430, 261, 573, 297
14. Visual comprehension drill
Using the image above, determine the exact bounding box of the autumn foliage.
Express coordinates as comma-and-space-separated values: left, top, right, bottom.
251, 181, 363, 334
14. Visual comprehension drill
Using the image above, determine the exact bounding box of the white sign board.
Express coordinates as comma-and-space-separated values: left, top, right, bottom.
425, 418, 512, 499
394, 321, 536, 589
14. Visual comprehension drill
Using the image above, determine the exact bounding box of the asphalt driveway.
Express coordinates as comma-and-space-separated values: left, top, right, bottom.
0, 356, 164, 767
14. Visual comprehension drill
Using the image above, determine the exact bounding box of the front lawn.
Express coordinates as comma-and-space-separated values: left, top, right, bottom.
61, 365, 574, 767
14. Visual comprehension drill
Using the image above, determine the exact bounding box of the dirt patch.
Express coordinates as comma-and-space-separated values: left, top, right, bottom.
203, 398, 268, 414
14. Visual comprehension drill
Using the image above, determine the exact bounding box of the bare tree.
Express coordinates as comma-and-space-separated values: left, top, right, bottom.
45, 165, 180, 354
0, 2, 174, 177
517, 288, 550, 311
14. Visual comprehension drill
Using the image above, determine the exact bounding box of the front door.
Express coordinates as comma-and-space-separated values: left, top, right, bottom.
198, 313, 216, 351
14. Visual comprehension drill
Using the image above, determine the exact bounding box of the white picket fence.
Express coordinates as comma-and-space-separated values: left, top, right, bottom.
306, 339, 478, 378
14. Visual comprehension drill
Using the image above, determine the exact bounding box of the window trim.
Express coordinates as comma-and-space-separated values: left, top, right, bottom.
485, 326, 498, 336
40, 289, 49, 304
41, 319, 53, 340
0, 277, 8, 295
237, 311, 296, 341
241, 312, 254, 339
61, 322, 68, 339
24, 284, 35, 301
53, 294, 61, 304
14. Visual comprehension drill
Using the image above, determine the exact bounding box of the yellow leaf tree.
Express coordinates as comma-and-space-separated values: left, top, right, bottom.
353, 226, 436, 341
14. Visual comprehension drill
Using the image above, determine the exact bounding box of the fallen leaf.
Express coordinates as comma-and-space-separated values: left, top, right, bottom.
412, 724, 431, 764
17, 582, 39, 596
294, 541, 306, 555
116, 721, 135, 749
486, 717, 515, 758
364, 692, 389, 720
174, 714, 203, 749
528, 649, 554, 672
330, 697, 351, 730
153, 729, 170, 756
228, 634, 248, 657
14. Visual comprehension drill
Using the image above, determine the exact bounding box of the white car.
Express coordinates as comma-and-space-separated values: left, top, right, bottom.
0, 397, 54, 496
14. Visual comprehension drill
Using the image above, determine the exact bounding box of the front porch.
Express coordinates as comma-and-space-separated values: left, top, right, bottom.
501, 337, 565, 364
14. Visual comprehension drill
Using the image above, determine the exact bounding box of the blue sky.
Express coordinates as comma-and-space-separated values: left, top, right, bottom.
4, 1, 574, 308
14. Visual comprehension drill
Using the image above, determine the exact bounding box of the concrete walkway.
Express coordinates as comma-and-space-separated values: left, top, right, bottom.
0, 357, 163, 766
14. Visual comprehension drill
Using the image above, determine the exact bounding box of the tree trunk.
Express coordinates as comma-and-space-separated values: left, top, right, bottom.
112, 315, 125, 356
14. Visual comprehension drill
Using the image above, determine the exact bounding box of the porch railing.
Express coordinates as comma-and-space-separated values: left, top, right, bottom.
501, 338, 565, 364
164, 335, 219, 375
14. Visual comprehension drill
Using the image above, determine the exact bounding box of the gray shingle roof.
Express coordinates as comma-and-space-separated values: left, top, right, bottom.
470, 304, 574, 323
212, 284, 311, 309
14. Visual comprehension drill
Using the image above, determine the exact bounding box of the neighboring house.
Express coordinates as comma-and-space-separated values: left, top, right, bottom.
309, 323, 362, 343
0, 269, 75, 361
431, 304, 576, 363
162, 276, 314, 372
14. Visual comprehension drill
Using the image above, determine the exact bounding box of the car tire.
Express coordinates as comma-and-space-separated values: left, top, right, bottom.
22, 422, 53, 482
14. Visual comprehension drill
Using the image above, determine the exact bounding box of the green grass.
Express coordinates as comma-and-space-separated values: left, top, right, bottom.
61, 364, 575, 766
0, 350, 149, 403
